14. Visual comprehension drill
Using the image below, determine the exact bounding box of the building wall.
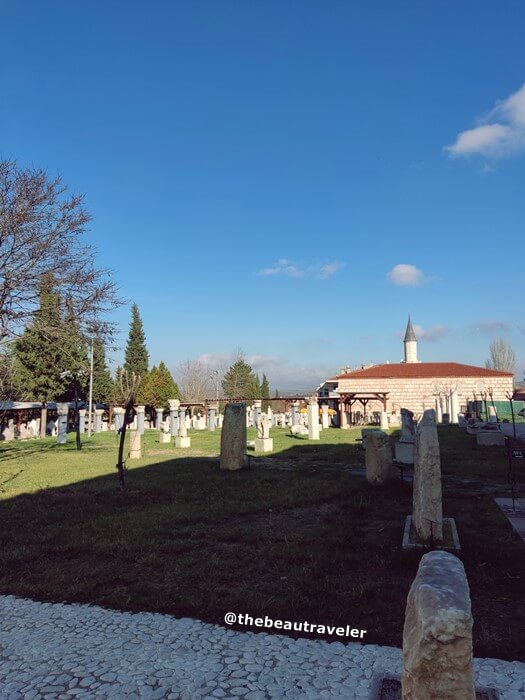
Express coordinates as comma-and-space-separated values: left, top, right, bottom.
337, 375, 513, 417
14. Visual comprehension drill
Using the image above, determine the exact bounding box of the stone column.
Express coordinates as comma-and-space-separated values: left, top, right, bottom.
402, 551, 475, 700
168, 399, 180, 436
380, 411, 389, 430
40, 404, 47, 439
56, 403, 69, 444
413, 409, 443, 544
435, 396, 442, 424
135, 406, 145, 435
178, 407, 186, 432
291, 401, 300, 427
78, 409, 86, 434
450, 389, 459, 424
129, 430, 142, 459
113, 407, 125, 433
307, 398, 320, 440
321, 404, 330, 429
252, 399, 262, 428
94, 409, 104, 433
208, 403, 218, 432
488, 406, 497, 424
175, 417, 191, 448
365, 431, 395, 484
220, 403, 247, 470
155, 407, 164, 429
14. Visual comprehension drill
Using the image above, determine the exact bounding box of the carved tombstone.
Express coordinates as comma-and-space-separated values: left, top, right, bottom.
220, 403, 247, 470
413, 409, 443, 544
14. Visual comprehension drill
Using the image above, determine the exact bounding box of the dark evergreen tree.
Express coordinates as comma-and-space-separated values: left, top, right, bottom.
123, 303, 149, 377
14, 274, 72, 401
138, 361, 180, 409
261, 373, 270, 411
91, 338, 113, 404
222, 357, 260, 400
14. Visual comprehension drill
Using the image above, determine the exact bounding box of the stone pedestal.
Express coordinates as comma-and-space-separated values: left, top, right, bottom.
168, 400, 180, 436
195, 417, 206, 430
365, 431, 395, 484
255, 437, 273, 452
175, 435, 191, 448
402, 551, 475, 700
291, 401, 300, 427
136, 406, 145, 435
160, 431, 171, 444
56, 403, 69, 445
129, 430, 142, 459
78, 409, 86, 434
220, 403, 247, 470
208, 403, 218, 432
307, 399, 320, 440
321, 405, 330, 429
113, 407, 125, 432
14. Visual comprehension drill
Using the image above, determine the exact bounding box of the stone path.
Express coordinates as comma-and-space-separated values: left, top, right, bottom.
495, 498, 525, 544
1, 597, 524, 699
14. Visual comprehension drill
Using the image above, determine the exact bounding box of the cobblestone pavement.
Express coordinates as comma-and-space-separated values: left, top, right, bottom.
0, 596, 523, 699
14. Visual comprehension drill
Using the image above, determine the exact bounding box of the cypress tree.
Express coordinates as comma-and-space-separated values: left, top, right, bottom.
261, 373, 270, 411
138, 361, 180, 409
124, 303, 149, 377
222, 358, 260, 400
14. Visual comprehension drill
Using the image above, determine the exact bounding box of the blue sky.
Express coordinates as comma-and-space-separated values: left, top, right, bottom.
1, 1, 524, 389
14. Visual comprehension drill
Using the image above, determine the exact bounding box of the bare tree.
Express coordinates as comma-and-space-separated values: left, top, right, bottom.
176, 359, 216, 403
115, 370, 141, 492
0, 159, 121, 344
485, 338, 516, 373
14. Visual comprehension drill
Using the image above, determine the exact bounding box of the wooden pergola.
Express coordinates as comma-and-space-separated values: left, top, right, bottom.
337, 391, 389, 425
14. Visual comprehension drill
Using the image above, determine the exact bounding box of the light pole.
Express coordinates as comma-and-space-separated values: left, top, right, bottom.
210, 369, 219, 402
87, 334, 94, 438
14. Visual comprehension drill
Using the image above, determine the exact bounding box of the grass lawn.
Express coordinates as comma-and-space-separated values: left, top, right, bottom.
0, 425, 523, 662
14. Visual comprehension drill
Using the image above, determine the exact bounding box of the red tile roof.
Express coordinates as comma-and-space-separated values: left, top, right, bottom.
333, 362, 513, 380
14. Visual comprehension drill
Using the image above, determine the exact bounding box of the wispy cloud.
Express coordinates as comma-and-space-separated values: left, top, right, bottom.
444, 83, 525, 159
470, 319, 511, 335
413, 324, 450, 342
387, 263, 428, 287
257, 259, 344, 280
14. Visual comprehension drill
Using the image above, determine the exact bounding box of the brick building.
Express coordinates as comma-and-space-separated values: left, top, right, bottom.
319, 318, 514, 425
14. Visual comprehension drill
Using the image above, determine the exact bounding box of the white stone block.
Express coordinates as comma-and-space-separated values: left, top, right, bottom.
254, 437, 273, 453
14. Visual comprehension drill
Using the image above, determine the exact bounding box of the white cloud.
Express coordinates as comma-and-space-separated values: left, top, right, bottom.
387, 263, 427, 287
445, 83, 525, 159
470, 319, 511, 335
257, 259, 344, 280
413, 324, 450, 342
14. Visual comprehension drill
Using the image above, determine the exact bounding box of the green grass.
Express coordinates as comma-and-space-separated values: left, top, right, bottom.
0, 425, 523, 661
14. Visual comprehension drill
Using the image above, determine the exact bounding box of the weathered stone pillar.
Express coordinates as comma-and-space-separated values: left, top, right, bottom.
56, 403, 69, 444
291, 401, 300, 427
321, 404, 330, 429
488, 406, 497, 424
178, 407, 186, 431
365, 431, 395, 484
94, 409, 104, 433
40, 404, 47, 439
413, 409, 443, 544
220, 403, 246, 470
252, 399, 262, 428
168, 399, 180, 436
155, 407, 164, 429
135, 405, 145, 435
435, 396, 443, 423
78, 409, 86, 434
380, 411, 389, 430
450, 389, 460, 424
208, 403, 218, 432
129, 430, 142, 459
402, 551, 475, 700
175, 418, 191, 448
113, 406, 125, 433
307, 398, 320, 440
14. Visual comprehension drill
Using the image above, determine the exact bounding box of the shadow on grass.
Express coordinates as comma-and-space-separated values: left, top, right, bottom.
0, 439, 523, 662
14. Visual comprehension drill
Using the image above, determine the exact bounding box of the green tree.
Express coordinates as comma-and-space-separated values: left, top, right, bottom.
138, 362, 180, 409
261, 373, 270, 411
222, 357, 260, 400
91, 338, 113, 404
124, 303, 149, 377
14, 274, 87, 401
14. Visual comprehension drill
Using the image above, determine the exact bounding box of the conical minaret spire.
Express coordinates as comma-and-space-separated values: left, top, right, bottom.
403, 315, 418, 363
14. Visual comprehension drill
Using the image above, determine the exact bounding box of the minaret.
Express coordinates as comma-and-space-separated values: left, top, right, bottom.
403, 315, 418, 363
